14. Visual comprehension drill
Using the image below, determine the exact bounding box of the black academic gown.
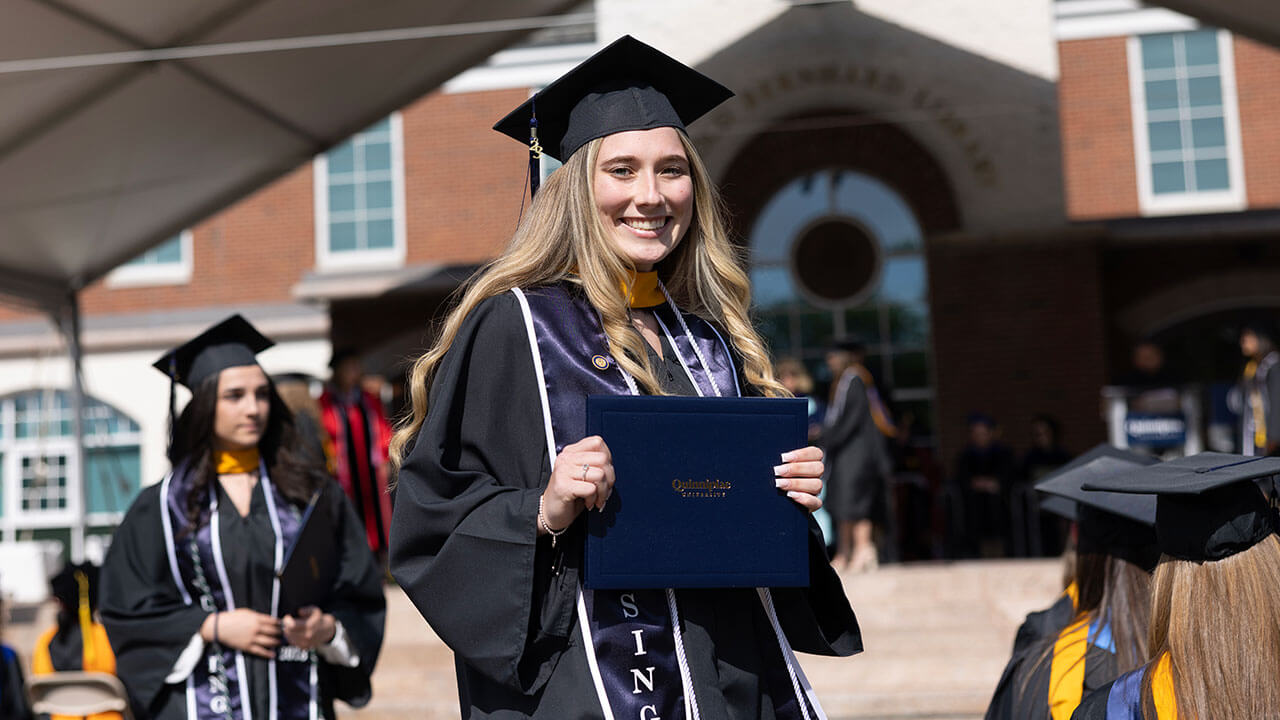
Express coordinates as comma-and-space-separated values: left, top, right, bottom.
821, 369, 889, 524
987, 613, 1116, 720
391, 293, 861, 719
0, 646, 31, 720
101, 478, 385, 720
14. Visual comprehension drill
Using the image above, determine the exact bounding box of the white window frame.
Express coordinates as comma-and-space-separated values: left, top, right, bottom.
106, 230, 194, 287
1126, 29, 1247, 216
313, 113, 407, 272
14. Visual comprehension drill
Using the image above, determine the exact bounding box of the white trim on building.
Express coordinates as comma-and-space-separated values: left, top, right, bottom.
1055, 0, 1199, 41
443, 42, 597, 94
1126, 29, 1246, 216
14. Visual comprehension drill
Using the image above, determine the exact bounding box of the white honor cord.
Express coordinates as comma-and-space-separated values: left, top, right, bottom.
665, 589, 702, 720
757, 588, 820, 720
659, 281, 723, 398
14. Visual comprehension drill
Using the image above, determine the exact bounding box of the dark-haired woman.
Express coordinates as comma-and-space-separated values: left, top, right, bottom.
100, 316, 385, 720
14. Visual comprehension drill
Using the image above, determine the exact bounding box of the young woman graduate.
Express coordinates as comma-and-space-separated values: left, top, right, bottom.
389, 35, 861, 720
100, 315, 386, 720
33, 561, 121, 720
1071, 452, 1280, 720
985, 448, 1159, 720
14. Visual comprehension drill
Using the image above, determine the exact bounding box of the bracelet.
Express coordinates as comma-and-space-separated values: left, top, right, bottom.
538, 496, 568, 548
213, 611, 220, 645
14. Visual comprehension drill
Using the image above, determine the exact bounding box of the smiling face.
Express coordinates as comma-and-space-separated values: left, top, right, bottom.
592, 127, 695, 271
213, 365, 270, 451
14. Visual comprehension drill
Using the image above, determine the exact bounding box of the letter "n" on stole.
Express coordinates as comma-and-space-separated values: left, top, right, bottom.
631, 666, 656, 695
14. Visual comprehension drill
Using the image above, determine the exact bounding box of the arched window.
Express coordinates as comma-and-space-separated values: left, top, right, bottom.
0, 390, 141, 535
749, 168, 934, 437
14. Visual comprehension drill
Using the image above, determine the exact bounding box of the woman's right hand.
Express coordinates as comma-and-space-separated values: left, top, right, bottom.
202, 609, 282, 659
540, 435, 615, 533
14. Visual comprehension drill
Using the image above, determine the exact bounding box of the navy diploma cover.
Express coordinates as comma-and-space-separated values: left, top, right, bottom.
585, 395, 810, 589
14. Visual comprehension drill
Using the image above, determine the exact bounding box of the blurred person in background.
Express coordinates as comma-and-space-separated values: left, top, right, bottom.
33, 561, 119, 720
777, 357, 834, 550
0, 596, 32, 720
273, 374, 332, 474
950, 413, 1015, 558
100, 316, 385, 720
1234, 322, 1280, 456
1019, 414, 1073, 557
319, 349, 393, 563
822, 339, 895, 571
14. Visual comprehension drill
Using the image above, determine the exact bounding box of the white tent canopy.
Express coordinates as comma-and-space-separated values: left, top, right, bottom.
0, 0, 581, 562
0, 0, 582, 312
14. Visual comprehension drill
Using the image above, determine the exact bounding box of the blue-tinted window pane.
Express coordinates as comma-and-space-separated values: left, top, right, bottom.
329, 184, 355, 213
364, 143, 391, 172
754, 311, 791, 357
85, 446, 140, 514
152, 237, 182, 263
877, 256, 926, 303
362, 117, 391, 138
1195, 159, 1230, 190
1152, 162, 1187, 193
1191, 117, 1226, 148
1145, 80, 1179, 111
750, 266, 799, 311
891, 302, 931, 345
844, 307, 881, 344
328, 143, 355, 174
366, 220, 394, 250
798, 311, 835, 350
1183, 30, 1219, 66
365, 181, 393, 210
329, 222, 357, 252
1148, 121, 1183, 152
1141, 35, 1176, 69
1186, 76, 1222, 107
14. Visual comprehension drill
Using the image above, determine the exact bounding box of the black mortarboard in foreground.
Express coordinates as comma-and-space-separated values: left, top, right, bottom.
152, 314, 274, 390
1082, 452, 1280, 562
1037, 449, 1159, 568
1037, 444, 1157, 522
492, 35, 733, 193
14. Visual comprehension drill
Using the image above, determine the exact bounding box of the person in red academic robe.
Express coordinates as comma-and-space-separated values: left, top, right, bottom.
319, 349, 393, 560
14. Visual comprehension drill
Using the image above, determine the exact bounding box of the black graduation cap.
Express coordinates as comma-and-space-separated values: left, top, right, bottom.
492, 35, 733, 193
152, 315, 274, 447
1036, 444, 1158, 522
1082, 452, 1280, 562
1036, 448, 1159, 567
50, 561, 99, 614
152, 314, 274, 390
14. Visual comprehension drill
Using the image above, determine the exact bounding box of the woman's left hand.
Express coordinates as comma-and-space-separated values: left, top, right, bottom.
282, 606, 337, 650
774, 446, 824, 512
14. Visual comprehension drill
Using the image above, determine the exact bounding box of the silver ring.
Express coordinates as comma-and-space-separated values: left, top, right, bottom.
581, 463, 591, 481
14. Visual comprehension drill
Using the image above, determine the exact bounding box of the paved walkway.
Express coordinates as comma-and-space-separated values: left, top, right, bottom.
350, 559, 1063, 720
5, 559, 1062, 719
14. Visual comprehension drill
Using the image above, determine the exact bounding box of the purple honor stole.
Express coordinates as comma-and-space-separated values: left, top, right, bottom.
511, 283, 822, 720
160, 462, 317, 720
1104, 667, 1146, 720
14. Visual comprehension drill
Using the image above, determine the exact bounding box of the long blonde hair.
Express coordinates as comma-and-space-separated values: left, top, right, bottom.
1142, 534, 1280, 719
389, 131, 787, 467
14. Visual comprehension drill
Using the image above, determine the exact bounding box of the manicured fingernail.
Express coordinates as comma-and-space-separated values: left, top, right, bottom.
773, 463, 787, 475
786, 491, 802, 500
780, 451, 797, 463
775, 478, 789, 489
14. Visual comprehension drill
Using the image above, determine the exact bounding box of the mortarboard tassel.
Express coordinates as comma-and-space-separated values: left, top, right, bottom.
529, 103, 542, 198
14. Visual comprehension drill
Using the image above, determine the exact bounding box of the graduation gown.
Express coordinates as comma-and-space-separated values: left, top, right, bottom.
987, 611, 1117, 720
391, 288, 861, 719
821, 367, 891, 524
101, 476, 385, 720
986, 586, 1077, 720
0, 646, 31, 720
33, 619, 120, 720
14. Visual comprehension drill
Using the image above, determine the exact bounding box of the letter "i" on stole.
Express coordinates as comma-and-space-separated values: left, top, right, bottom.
632, 629, 647, 656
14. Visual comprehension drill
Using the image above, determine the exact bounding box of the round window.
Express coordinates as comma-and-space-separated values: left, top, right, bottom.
789, 216, 881, 307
